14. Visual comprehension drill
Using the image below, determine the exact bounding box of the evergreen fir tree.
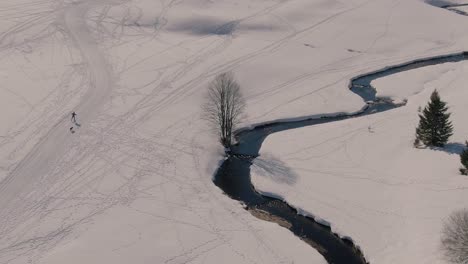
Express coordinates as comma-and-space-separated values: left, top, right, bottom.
460, 141, 468, 175
415, 90, 453, 147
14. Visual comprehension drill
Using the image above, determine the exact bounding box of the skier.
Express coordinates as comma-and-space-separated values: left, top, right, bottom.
71, 111, 77, 123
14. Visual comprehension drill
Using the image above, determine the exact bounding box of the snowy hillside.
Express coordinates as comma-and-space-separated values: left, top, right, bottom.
0, 0, 468, 263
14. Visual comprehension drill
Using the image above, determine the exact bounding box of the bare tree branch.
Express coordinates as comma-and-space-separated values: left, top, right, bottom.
203, 72, 245, 148
441, 209, 468, 263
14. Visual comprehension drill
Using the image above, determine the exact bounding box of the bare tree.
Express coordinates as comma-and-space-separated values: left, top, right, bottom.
203, 72, 245, 148
441, 209, 468, 263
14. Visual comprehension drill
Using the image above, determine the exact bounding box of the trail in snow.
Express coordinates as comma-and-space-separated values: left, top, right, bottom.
0, 1, 306, 263
0, 0, 122, 259
1, 0, 467, 263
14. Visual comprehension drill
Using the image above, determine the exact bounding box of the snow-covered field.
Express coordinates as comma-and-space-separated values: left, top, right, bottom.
1, 0, 468, 263
252, 61, 468, 264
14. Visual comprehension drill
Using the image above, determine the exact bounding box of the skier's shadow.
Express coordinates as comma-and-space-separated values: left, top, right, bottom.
70, 122, 81, 134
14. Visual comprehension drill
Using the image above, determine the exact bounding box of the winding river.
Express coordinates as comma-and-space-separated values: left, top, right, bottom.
214, 51, 468, 264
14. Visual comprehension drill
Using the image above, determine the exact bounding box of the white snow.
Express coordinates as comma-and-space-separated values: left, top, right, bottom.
1, 0, 468, 263
252, 52, 468, 264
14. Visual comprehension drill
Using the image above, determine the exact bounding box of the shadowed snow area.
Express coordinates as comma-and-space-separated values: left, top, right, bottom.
425, 0, 454, 7
166, 17, 284, 36
252, 154, 298, 185
425, 0, 468, 7
166, 17, 240, 35
430, 142, 466, 155
2, 0, 468, 264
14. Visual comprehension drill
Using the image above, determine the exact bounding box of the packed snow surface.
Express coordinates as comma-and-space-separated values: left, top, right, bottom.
1, 0, 468, 263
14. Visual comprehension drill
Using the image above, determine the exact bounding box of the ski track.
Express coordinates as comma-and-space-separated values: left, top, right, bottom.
1, 0, 467, 263
0, 0, 124, 261
0, 0, 298, 263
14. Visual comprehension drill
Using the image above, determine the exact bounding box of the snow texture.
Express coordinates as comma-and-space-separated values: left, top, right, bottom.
1, 0, 468, 263
253, 50, 468, 264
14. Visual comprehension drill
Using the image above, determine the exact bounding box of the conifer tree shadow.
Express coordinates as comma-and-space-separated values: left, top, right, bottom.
251, 154, 298, 185
429, 142, 465, 155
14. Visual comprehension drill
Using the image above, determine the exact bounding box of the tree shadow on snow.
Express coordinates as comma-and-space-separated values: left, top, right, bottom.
429, 142, 465, 155
167, 17, 281, 36
167, 18, 238, 35
251, 154, 298, 185
424, 0, 452, 8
